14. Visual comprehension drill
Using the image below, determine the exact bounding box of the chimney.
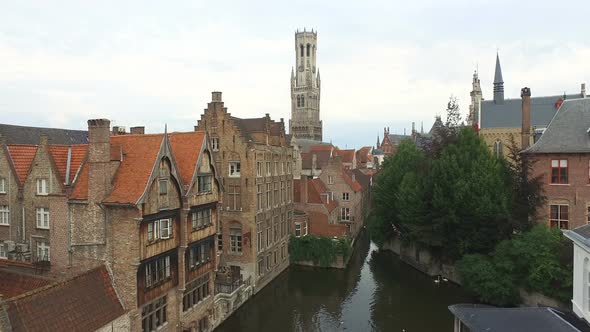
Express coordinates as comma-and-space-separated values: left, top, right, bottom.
521, 87, 531, 150
212, 91, 222, 102
39, 134, 49, 146
130, 126, 145, 135
582, 83, 587, 98
301, 175, 309, 204
87, 119, 112, 202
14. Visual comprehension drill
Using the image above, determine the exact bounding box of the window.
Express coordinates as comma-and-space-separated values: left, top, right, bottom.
274, 250, 278, 265
551, 160, 568, 184
147, 219, 173, 241
36, 208, 49, 229
306, 43, 310, 57
0, 178, 5, 193
266, 225, 271, 247
281, 162, 285, 175
191, 209, 212, 230
341, 207, 351, 221
211, 137, 219, 151
257, 184, 263, 211
0, 206, 9, 225
159, 179, 168, 195
273, 217, 279, 243
183, 274, 210, 312
187, 240, 212, 269
281, 182, 286, 204
142, 296, 167, 332
342, 192, 350, 201
295, 223, 302, 237
257, 161, 263, 177
266, 161, 271, 176
145, 255, 171, 288
230, 227, 242, 253
274, 161, 278, 175
37, 242, 50, 261
229, 162, 241, 177
493, 140, 503, 157
258, 258, 264, 276
257, 229, 263, 252
274, 183, 279, 207
300, 44, 304, 57
287, 162, 292, 174
227, 185, 241, 211
0, 243, 6, 259
328, 176, 334, 185
287, 181, 292, 202
197, 175, 212, 193
550, 204, 569, 229
36, 178, 48, 195
266, 254, 271, 270
266, 183, 272, 209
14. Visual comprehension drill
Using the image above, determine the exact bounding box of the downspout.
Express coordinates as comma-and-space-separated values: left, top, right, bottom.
22, 206, 25, 242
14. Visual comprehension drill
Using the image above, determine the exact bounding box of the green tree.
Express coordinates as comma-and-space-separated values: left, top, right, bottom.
457, 254, 518, 305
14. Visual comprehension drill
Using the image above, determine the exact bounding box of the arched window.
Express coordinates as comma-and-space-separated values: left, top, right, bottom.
306, 44, 310, 57
301, 96, 305, 107
493, 140, 503, 157
296, 95, 300, 107
300, 44, 304, 57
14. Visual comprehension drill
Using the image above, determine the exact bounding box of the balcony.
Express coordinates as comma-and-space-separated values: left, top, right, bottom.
215, 265, 250, 294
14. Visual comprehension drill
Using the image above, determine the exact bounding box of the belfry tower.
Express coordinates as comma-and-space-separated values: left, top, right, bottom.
290, 29, 322, 141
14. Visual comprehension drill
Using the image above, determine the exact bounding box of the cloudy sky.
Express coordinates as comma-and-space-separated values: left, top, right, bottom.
1, 1, 588, 148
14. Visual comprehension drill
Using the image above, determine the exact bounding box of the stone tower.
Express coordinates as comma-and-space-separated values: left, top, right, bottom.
468, 69, 483, 126
290, 28, 322, 141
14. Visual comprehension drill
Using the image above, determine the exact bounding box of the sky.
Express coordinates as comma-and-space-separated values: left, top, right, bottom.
0, 1, 589, 149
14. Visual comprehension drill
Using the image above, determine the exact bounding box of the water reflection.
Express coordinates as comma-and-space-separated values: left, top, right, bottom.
215, 232, 471, 332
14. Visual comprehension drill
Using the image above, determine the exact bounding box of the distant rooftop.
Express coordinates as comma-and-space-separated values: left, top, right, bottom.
0, 123, 88, 145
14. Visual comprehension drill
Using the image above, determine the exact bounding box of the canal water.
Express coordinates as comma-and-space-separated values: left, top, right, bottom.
215, 232, 472, 332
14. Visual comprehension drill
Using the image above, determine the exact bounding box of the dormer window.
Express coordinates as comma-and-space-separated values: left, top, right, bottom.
229, 162, 241, 177
159, 179, 168, 195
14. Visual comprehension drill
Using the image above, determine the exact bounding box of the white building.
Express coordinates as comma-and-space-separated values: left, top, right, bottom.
564, 224, 590, 322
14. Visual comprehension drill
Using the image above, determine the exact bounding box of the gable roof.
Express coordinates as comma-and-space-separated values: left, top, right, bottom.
307, 211, 348, 238
356, 146, 372, 163
6, 145, 38, 185
70, 162, 89, 200
524, 98, 590, 154
0, 269, 52, 299
351, 169, 371, 189
480, 94, 582, 129
3, 266, 126, 332
0, 123, 88, 145
342, 168, 362, 192
103, 134, 164, 204
334, 149, 355, 164
168, 132, 206, 187
294, 178, 338, 212
48, 145, 88, 185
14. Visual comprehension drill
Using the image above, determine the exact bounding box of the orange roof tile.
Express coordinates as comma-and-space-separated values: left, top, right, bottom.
69, 145, 88, 183
103, 134, 164, 204
70, 161, 89, 200
294, 178, 338, 212
356, 146, 372, 163
6, 144, 38, 184
342, 168, 362, 192
48, 145, 69, 183
335, 149, 355, 163
307, 211, 348, 238
4, 266, 126, 332
309, 144, 334, 152
168, 132, 206, 187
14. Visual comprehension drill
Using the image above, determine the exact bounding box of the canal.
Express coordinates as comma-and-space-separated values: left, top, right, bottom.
215, 232, 472, 332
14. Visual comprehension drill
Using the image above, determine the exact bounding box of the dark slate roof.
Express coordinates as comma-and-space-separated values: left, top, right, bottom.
230, 116, 265, 141
0, 123, 88, 145
524, 98, 590, 154
351, 169, 371, 189
564, 224, 590, 250
480, 94, 581, 129
448, 304, 584, 332
572, 224, 590, 240
387, 134, 412, 145
3, 266, 126, 332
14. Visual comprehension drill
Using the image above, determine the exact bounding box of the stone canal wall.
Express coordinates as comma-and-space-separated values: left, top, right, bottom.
382, 236, 569, 309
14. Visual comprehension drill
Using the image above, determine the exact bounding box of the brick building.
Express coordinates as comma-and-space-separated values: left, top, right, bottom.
195, 92, 293, 293
524, 98, 590, 230
63, 119, 223, 331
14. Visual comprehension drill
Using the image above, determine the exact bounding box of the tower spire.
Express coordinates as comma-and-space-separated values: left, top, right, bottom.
493, 52, 504, 104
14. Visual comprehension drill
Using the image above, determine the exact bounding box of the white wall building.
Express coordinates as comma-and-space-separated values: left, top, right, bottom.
564, 224, 590, 322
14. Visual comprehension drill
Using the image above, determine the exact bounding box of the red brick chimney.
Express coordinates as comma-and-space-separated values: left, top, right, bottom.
521, 87, 531, 150
130, 126, 145, 135
301, 175, 309, 204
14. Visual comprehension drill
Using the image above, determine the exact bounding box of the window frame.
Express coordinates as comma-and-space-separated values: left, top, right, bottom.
197, 174, 212, 194
549, 204, 569, 229
0, 205, 9, 226
36, 207, 50, 229
191, 209, 212, 230
141, 296, 167, 332
0, 177, 6, 194
229, 227, 242, 254
328, 176, 334, 185
342, 192, 350, 201
229, 161, 241, 178
36, 178, 48, 195
550, 159, 568, 184
211, 137, 219, 151
36, 241, 50, 261
341, 207, 351, 221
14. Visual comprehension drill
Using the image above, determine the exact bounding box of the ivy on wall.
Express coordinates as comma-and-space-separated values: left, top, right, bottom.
289, 235, 351, 267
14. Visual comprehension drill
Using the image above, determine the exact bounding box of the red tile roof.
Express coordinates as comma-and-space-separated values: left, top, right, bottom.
356, 146, 372, 163
0, 269, 52, 299
168, 132, 206, 187
309, 144, 334, 152
334, 149, 355, 164
294, 178, 338, 212
70, 161, 89, 200
48, 144, 88, 185
6, 144, 37, 184
307, 211, 348, 238
4, 266, 126, 332
103, 134, 164, 204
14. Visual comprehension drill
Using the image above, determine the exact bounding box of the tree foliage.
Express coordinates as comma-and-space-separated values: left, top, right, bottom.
289, 235, 351, 267
458, 225, 572, 305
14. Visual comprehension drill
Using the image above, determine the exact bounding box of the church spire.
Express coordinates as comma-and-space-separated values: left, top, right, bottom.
493, 52, 504, 104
